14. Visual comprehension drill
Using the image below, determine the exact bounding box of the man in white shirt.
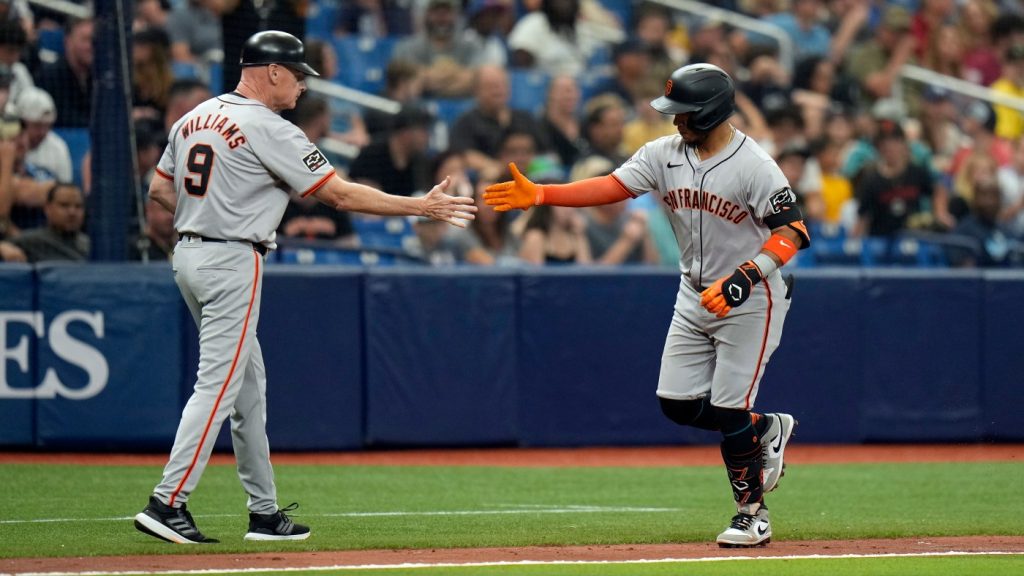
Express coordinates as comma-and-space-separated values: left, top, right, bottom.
15, 87, 72, 183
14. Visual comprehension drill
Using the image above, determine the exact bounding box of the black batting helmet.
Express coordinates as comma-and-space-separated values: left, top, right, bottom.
650, 63, 734, 131
240, 31, 320, 77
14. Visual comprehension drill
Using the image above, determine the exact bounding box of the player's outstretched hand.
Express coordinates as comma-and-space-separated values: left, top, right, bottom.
700, 261, 762, 318
483, 163, 540, 212
421, 176, 478, 228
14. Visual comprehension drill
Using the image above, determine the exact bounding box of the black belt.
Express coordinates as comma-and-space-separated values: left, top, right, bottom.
184, 234, 268, 256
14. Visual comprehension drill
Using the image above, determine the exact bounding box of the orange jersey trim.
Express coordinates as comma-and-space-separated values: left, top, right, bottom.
541, 174, 633, 206
744, 279, 772, 410
301, 169, 336, 198
154, 168, 173, 181
169, 251, 261, 507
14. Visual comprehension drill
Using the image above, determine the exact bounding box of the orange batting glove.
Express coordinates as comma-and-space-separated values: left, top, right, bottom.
700, 277, 732, 318
483, 163, 541, 212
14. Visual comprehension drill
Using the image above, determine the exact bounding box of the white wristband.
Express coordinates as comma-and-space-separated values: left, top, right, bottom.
752, 252, 778, 278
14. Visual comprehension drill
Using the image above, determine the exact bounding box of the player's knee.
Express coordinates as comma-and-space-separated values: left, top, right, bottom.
659, 397, 708, 427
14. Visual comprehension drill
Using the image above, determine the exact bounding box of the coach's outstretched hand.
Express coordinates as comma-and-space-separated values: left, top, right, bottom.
422, 176, 478, 228
483, 163, 541, 212
700, 261, 762, 318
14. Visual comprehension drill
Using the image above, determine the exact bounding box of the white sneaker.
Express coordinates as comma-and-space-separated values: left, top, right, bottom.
761, 413, 797, 493
716, 507, 771, 548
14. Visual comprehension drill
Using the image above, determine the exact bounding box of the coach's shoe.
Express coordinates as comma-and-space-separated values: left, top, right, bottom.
244, 502, 311, 541
716, 506, 771, 548
134, 495, 218, 544
761, 413, 797, 493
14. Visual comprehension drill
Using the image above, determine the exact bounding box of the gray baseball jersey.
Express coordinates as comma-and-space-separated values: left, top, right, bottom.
156, 92, 336, 248
612, 128, 795, 410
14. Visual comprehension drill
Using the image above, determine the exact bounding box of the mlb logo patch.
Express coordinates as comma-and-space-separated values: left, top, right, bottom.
303, 149, 327, 172
769, 188, 796, 213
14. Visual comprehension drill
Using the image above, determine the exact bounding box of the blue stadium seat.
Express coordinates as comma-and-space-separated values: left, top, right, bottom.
332, 36, 398, 92
208, 61, 223, 94
53, 127, 89, 188
425, 97, 475, 127
305, 0, 339, 41
508, 70, 550, 116
351, 215, 414, 250
597, 0, 633, 29
276, 246, 420, 266
171, 61, 199, 80
37, 28, 64, 57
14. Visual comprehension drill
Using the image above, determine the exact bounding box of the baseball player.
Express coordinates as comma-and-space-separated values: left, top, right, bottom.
133, 31, 475, 544
485, 63, 804, 548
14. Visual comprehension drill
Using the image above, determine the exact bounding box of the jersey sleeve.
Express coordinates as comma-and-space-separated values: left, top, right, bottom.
611, 142, 659, 197
748, 158, 796, 226
247, 115, 337, 197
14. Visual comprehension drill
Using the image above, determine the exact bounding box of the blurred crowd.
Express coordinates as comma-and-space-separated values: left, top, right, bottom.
4, 0, 1024, 268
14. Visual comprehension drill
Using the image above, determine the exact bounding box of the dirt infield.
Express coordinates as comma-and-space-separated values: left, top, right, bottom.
2, 444, 1022, 573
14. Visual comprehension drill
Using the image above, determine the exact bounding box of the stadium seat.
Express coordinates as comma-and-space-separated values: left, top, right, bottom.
507, 70, 550, 116
597, 0, 633, 29
37, 28, 64, 57
332, 36, 398, 92
305, 0, 339, 41
53, 127, 89, 188
276, 246, 421, 266
351, 215, 415, 250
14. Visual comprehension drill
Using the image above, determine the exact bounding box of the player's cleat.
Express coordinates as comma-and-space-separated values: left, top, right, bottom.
244, 502, 311, 541
761, 413, 797, 493
134, 495, 218, 544
716, 507, 771, 548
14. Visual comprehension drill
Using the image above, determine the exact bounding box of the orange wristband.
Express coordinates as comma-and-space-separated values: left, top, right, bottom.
763, 233, 799, 265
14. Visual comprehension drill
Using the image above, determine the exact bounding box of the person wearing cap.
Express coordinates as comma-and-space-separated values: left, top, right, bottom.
846, 5, 917, 107
392, 0, 481, 98
991, 43, 1024, 141
15, 87, 71, 184
462, 0, 514, 67
348, 105, 434, 197
852, 120, 942, 237
591, 39, 653, 105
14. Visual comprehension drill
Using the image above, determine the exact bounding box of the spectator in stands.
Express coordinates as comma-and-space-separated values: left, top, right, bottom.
450, 64, 548, 179
508, 0, 608, 76
11, 182, 88, 262
518, 204, 591, 264
336, 0, 412, 38
846, 5, 915, 109
212, 0, 305, 90
0, 19, 32, 110
364, 59, 423, 139
132, 27, 174, 122
131, 193, 177, 261
465, 172, 521, 264
298, 41, 370, 148
391, 0, 479, 98
538, 74, 584, 171
632, 2, 685, 83
949, 100, 1012, 186
134, 0, 168, 31
998, 135, 1024, 237
759, 0, 831, 60
761, 105, 805, 159
278, 95, 356, 246
791, 57, 845, 142
852, 120, 942, 238
6, 124, 55, 231
163, 78, 212, 132
952, 150, 999, 220
572, 94, 627, 175
739, 53, 791, 119
918, 86, 968, 176
0, 0, 33, 42
35, 17, 92, 128
591, 40, 651, 107
348, 105, 432, 197
575, 155, 656, 266
777, 142, 823, 223
622, 80, 675, 156
809, 136, 855, 231
922, 24, 965, 80
992, 43, 1024, 142
16, 86, 70, 184
166, 0, 222, 66
960, 0, 1002, 86
947, 177, 1018, 267
463, 0, 514, 67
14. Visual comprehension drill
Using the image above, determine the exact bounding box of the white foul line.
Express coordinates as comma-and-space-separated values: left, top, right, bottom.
0, 505, 680, 525
10, 551, 1024, 576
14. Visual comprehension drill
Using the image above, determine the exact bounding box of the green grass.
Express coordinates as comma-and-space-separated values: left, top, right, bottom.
0, 461, 1022, 558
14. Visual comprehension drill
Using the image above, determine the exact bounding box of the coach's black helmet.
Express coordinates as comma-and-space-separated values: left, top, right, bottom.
240, 31, 320, 77
650, 63, 734, 131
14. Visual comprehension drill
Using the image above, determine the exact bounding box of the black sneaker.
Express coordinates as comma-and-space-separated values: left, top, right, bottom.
134, 495, 218, 544
244, 502, 311, 541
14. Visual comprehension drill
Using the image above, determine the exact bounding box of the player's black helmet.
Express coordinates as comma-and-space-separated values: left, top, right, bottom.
650, 63, 735, 131
240, 31, 320, 77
